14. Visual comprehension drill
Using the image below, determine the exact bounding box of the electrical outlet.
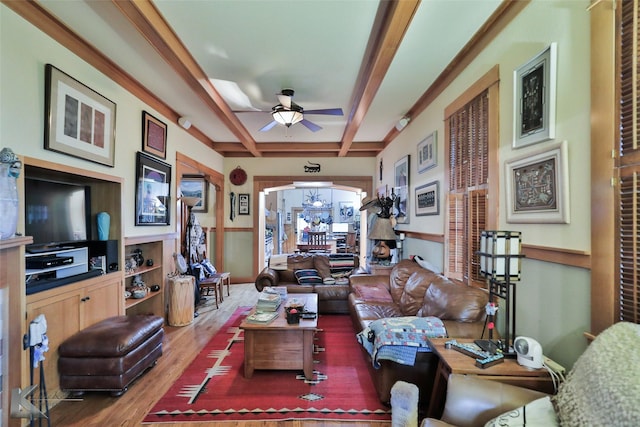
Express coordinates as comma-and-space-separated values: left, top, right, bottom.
543, 356, 566, 375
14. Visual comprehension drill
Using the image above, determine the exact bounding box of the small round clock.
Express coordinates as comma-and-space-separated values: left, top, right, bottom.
229, 166, 247, 186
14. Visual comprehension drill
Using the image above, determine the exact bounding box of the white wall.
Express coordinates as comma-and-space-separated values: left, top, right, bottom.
379, 0, 591, 368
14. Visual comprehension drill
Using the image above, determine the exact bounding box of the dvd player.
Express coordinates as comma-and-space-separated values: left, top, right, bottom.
26, 255, 74, 269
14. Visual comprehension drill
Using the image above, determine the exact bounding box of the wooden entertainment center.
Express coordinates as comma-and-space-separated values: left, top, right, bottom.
3, 157, 177, 426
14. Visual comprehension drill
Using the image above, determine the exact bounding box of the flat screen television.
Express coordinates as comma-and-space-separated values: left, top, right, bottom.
25, 177, 91, 250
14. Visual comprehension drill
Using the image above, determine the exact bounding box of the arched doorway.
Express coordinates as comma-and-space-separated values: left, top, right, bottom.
252, 175, 373, 278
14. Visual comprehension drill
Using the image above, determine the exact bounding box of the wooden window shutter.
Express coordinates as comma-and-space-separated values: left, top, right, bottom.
446, 89, 489, 283
617, 0, 640, 323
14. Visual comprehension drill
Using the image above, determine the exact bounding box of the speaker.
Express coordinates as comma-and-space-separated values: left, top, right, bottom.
86, 240, 119, 272
514, 336, 543, 369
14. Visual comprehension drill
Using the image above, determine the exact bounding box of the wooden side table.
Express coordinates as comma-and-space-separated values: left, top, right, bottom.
427, 338, 555, 418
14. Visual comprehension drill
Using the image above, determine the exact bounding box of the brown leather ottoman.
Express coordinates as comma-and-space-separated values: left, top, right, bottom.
58, 314, 164, 396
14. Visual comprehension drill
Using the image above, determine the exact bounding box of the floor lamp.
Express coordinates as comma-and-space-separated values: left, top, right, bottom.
477, 230, 524, 357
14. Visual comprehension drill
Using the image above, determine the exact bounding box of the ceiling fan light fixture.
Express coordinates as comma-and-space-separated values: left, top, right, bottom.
272, 105, 304, 127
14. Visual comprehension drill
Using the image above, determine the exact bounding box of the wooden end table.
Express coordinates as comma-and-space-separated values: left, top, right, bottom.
427, 338, 555, 418
240, 293, 318, 380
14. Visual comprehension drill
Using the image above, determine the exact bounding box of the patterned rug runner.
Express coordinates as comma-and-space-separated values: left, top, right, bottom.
143, 307, 391, 423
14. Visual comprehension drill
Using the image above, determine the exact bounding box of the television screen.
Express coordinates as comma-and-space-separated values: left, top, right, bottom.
25, 178, 90, 247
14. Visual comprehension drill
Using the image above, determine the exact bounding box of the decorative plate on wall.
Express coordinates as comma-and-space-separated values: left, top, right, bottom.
229, 166, 247, 186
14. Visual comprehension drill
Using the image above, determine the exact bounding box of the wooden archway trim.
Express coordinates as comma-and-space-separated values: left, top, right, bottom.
175, 152, 225, 271
252, 175, 373, 277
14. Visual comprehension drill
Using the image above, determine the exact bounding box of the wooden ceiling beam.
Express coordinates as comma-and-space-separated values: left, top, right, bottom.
338, 0, 420, 157
111, 0, 262, 157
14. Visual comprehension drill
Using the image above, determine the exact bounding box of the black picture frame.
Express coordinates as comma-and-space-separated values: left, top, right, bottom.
44, 64, 117, 167
238, 193, 250, 215
135, 151, 171, 226
142, 110, 167, 159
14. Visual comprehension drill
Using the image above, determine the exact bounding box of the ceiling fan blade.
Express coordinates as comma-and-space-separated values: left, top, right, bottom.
303, 108, 344, 116
277, 93, 292, 109
259, 120, 278, 132
300, 119, 322, 132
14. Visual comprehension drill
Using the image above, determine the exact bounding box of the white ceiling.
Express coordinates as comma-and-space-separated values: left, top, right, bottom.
35, 0, 503, 157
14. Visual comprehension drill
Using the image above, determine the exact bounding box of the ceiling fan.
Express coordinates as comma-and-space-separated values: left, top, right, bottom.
259, 89, 344, 132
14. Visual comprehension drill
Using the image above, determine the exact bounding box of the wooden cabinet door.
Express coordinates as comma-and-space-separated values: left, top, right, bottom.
82, 276, 121, 328
25, 289, 83, 399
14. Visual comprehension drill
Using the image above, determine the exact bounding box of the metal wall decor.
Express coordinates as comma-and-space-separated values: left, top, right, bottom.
304, 161, 321, 173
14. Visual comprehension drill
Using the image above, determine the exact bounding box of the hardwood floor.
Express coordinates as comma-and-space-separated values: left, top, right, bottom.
47, 283, 392, 426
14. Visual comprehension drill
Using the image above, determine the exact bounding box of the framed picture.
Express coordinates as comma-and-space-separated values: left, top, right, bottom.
44, 64, 116, 167
238, 193, 250, 215
339, 202, 355, 222
417, 131, 437, 173
394, 155, 410, 224
135, 152, 171, 226
142, 111, 167, 159
415, 181, 439, 216
513, 43, 557, 148
180, 175, 208, 213
505, 141, 569, 223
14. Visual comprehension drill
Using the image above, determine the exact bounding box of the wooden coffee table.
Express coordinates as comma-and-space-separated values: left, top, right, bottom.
240, 293, 318, 380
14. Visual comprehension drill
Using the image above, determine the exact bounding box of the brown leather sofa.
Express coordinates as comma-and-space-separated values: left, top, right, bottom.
348, 259, 489, 411
255, 253, 359, 314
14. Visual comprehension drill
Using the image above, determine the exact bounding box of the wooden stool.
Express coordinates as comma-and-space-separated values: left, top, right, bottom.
199, 272, 230, 307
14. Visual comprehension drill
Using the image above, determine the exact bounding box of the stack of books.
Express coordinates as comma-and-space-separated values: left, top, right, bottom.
245, 311, 279, 324
256, 291, 282, 312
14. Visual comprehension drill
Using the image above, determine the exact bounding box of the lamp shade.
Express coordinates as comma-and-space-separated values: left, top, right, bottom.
272, 105, 303, 127
479, 230, 522, 281
179, 196, 201, 208
368, 217, 397, 241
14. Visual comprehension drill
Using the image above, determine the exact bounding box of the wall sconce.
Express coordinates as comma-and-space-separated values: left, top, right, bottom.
178, 117, 192, 129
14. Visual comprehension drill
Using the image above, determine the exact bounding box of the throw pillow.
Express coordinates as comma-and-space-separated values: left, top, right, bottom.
294, 268, 323, 285
551, 322, 640, 426
354, 284, 393, 302
201, 258, 217, 276
322, 277, 336, 285
484, 397, 558, 427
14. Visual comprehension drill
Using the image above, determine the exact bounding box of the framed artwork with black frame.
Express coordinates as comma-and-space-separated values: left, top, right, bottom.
238, 193, 250, 215
505, 141, 569, 223
415, 181, 439, 216
135, 151, 171, 226
44, 63, 116, 167
142, 111, 167, 159
513, 43, 557, 148
394, 155, 410, 224
180, 175, 208, 213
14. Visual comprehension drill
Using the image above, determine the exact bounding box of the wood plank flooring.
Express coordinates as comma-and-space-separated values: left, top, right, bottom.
46, 283, 392, 427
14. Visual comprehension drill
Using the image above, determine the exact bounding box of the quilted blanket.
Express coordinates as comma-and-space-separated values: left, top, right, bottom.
356, 316, 447, 368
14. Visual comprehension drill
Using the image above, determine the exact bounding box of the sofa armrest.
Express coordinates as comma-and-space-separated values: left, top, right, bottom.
255, 267, 279, 291
423, 374, 548, 427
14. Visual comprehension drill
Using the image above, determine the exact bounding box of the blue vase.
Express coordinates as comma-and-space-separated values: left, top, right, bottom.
97, 211, 110, 240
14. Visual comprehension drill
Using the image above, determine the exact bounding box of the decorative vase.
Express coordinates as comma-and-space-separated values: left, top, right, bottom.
0, 148, 21, 240
97, 211, 110, 240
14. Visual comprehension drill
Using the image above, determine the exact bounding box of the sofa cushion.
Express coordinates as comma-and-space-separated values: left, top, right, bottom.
294, 268, 323, 285
418, 276, 488, 322
388, 260, 435, 304
313, 254, 332, 279
552, 322, 640, 426
353, 284, 393, 302
399, 270, 438, 315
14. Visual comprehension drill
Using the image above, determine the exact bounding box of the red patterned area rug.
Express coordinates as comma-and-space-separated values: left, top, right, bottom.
143, 307, 391, 423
